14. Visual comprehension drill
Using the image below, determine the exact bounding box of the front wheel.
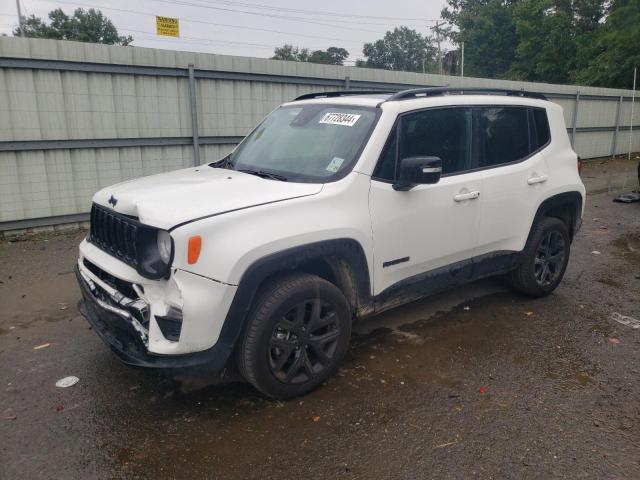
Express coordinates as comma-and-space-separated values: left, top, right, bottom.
507, 217, 571, 297
237, 273, 352, 399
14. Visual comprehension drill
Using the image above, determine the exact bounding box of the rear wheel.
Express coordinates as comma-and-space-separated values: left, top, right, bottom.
507, 217, 570, 297
237, 273, 351, 399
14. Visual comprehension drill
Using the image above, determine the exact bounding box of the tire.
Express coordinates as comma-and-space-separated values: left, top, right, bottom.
507, 217, 571, 297
237, 273, 352, 399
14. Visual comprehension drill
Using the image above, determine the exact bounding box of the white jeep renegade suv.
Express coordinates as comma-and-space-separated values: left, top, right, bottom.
76, 88, 585, 398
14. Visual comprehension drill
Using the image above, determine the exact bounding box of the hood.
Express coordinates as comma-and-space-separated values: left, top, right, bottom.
92, 167, 323, 230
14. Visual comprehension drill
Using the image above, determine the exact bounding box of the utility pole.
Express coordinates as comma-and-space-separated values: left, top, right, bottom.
15, 0, 24, 36
629, 67, 636, 161
460, 42, 464, 78
431, 21, 443, 75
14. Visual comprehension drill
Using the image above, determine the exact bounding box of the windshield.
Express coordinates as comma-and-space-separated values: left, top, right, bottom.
223, 104, 379, 182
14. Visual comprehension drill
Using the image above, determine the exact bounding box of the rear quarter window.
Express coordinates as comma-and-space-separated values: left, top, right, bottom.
531, 108, 551, 149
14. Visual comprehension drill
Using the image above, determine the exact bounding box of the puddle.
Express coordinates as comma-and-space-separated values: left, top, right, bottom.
2, 310, 76, 331
611, 234, 640, 266
597, 277, 623, 289
88, 290, 604, 479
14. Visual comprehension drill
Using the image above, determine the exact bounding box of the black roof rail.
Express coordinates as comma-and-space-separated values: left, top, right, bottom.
293, 90, 395, 101
386, 87, 547, 101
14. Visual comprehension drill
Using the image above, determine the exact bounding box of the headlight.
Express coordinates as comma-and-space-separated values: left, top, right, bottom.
136, 228, 174, 279
157, 230, 172, 264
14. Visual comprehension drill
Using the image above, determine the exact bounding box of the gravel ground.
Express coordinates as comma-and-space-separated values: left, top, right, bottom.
1, 186, 639, 479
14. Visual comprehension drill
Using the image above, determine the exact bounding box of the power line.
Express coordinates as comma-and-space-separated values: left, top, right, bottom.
43, 0, 396, 34
169, 0, 437, 25
131, 33, 275, 50
145, 0, 393, 33
45, 0, 380, 46
125, 28, 336, 51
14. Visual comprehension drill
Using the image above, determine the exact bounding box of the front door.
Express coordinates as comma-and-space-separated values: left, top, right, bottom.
369, 106, 482, 299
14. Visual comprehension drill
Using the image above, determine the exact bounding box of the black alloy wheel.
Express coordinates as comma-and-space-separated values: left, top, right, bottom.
237, 273, 351, 399
507, 216, 571, 297
534, 230, 567, 287
268, 299, 341, 384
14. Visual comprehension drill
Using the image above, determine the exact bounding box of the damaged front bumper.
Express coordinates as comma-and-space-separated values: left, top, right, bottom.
76, 239, 238, 369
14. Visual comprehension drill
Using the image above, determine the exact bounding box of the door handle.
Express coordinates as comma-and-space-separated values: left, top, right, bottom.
527, 174, 548, 185
453, 191, 480, 202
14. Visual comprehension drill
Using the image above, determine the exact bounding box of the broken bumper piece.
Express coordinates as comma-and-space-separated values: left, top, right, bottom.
76, 266, 231, 370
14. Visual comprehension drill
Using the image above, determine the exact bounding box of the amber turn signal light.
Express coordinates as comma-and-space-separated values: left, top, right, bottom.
188, 236, 202, 264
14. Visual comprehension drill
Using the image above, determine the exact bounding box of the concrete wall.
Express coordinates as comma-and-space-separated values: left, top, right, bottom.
1, 36, 639, 230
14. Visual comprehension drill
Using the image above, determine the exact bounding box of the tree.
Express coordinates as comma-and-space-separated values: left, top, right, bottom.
272, 45, 349, 65
358, 27, 436, 72
573, 0, 640, 88
508, 0, 607, 83
308, 47, 349, 65
271, 44, 310, 62
14, 8, 132, 45
441, 0, 518, 79
509, 0, 577, 83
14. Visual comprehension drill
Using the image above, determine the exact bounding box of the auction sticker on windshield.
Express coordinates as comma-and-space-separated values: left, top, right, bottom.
326, 157, 345, 172
319, 112, 361, 127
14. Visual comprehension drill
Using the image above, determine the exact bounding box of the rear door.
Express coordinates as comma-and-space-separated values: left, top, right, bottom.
369, 106, 483, 296
474, 106, 552, 257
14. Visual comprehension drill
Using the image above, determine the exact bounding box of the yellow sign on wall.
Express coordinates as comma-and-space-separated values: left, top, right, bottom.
156, 16, 179, 37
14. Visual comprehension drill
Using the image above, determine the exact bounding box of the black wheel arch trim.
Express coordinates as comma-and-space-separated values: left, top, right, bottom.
530, 191, 583, 242
213, 238, 373, 369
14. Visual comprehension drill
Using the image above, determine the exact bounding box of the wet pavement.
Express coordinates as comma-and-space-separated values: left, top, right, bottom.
1, 191, 639, 479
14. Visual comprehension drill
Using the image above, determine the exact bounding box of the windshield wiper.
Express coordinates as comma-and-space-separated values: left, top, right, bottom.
237, 169, 288, 182
209, 155, 233, 169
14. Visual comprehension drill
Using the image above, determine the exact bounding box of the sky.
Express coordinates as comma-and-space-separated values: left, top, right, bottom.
0, 0, 449, 64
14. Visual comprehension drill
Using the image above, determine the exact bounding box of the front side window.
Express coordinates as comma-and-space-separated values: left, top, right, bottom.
226, 105, 379, 182
374, 107, 472, 181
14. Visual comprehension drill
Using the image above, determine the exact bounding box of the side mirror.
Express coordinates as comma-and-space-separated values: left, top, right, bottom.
393, 156, 442, 191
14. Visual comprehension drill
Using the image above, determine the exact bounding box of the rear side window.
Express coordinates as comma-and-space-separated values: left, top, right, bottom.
531, 108, 551, 149
475, 106, 551, 169
476, 107, 530, 168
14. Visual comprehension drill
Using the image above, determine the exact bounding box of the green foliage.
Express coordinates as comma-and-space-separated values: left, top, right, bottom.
271, 44, 310, 62
15, 8, 132, 45
308, 47, 349, 65
510, 0, 577, 83
574, 0, 640, 88
442, 0, 518, 79
272, 45, 349, 65
359, 27, 437, 72
442, 0, 640, 88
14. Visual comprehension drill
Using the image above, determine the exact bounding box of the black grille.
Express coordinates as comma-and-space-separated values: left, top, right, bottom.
89, 204, 139, 267
83, 258, 139, 300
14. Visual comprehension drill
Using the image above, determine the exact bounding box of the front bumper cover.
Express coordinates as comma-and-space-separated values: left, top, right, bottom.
76, 266, 232, 370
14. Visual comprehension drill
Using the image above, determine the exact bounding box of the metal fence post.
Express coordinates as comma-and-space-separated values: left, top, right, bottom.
571, 91, 580, 147
344, 76, 351, 90
188, 64, 200, 166
611, 95, 623, 158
